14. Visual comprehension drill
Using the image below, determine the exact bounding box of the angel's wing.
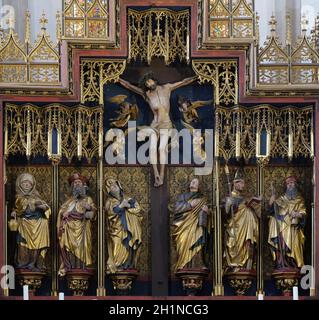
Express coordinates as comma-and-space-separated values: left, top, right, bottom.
108, 95, 128, 105
111, 113, 130, 128
130, 104, 139, 120
191, 99, 213, 109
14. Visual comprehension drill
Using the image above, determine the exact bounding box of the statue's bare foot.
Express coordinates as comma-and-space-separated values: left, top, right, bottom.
154, 174, 163, 187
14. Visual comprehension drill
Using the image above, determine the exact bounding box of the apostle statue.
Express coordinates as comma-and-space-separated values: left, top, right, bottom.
57, 173, 96, 276
119, 72, 197, 187
105, 178, 143, 274
268, 176, 306, 269
9, 173, 51, 271
224, 169, 261, 272
172, 178, 210, 271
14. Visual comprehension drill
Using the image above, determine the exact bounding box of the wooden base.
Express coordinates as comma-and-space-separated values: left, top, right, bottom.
272, 268, 300, 296
66, 269, 94, 296
175, 268, 209, 296
16, 269, 47, 295
225, 269, 256, 296
110, 269, 139, 296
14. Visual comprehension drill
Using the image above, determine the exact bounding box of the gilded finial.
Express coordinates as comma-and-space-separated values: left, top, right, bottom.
25, 10, 31, 45
301, 14, 308, 34
286, 13, 291, 46
0, 24, 4, 44
40, 12, 48, 31
269, 14, 277, 35
316, 15, 319, 48
255, 13, 260, 44
56, 11, 62, 42
6, 16, 15, 31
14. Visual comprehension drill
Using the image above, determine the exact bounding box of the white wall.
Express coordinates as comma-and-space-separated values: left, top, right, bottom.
301, 0, 319, 36
27, 0, 62, 43
256, 0, 319, 46
2, 1, 319, 48
1, 0, 27, 40
255, 0, 275, 47
0, 0, 61, 43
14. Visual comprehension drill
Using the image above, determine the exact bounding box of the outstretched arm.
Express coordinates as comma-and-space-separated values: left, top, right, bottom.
167, 75, 198, 91
119, 78, 144, 97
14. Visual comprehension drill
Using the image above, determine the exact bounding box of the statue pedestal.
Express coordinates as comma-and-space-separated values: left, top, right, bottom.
175, 269, 209, 296
109, 269, 139, 296
225, 269, 256, 296
66, 269, 94, 296
272, 268, 300, 296
16, 269, 46, 296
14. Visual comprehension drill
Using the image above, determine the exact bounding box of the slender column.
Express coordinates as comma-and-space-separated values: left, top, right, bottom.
2, 166, 9, 297
0, 101, 9, 297
97, 158, 106, 296
315, 102, 319, 297
213, 107, 223, 296
51, 163, 59, 296
213, 158, 224, 296
256, 158, 267, 295
310, 157, 316, 296
97, 106, 106, 296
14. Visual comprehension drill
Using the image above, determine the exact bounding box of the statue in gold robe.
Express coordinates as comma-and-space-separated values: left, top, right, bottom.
57, 173, 96, 276
105, 178, 143, 274
10, 173, 51, 271
268, 176, 306, 269
172, 178, 210, 271
224, 169, 261, 272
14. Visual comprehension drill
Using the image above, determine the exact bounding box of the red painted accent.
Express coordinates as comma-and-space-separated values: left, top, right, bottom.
0, 101, 3, 296
315, 101, 319, 298
0, 295, 316, 300
282, 291, 292, 297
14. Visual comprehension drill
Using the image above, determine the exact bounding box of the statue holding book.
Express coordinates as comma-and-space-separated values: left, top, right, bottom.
223, 168, 262, 272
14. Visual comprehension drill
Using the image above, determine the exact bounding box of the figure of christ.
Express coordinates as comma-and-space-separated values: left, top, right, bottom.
119, 73, 198, 187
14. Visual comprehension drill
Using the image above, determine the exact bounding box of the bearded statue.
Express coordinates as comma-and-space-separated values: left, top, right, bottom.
268, 176, 306, 269
57, 173, 97, 276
